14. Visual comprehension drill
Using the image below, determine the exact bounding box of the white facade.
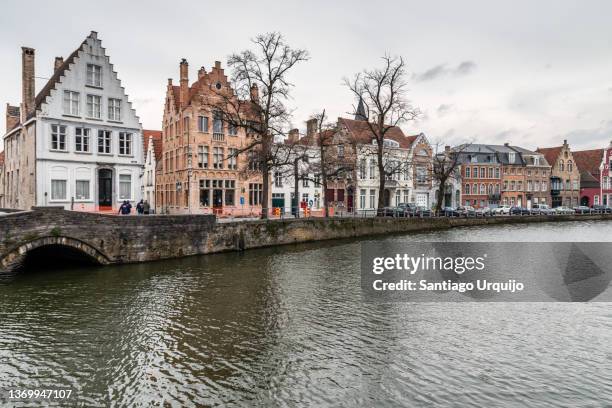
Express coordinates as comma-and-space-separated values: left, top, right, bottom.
34, 32, 143, 211
143, 134, 159, 210
271, 144, 323, 215
354, 134, 434, 212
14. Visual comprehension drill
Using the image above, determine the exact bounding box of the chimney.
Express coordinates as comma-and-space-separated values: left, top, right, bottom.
6, 104, 20, 132
306, 118, 318, 138
179, 58, 189, 107
563, 139, 568, 147
250, 83, 259, 101
198, 66, 206, 80
504, 142, 509, 147
288, 128, 300, 144
444, 145, 450, 153
214, 61, 222, 70
21, 47, 35, 120
53, 56, 64, 72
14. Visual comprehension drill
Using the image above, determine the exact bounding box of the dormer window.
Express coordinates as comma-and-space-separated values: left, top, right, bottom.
508, 152, 515, 163
86, 64, 102, 87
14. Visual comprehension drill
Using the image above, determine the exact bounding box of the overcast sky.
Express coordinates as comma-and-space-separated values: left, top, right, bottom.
2, 0, 612, 151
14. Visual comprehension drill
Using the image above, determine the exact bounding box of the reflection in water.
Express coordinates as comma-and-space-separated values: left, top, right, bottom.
1, 220, 612, 406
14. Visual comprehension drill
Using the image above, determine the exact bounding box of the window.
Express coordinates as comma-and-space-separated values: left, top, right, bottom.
51, 124, 67, 151
75, 127, 90, 152
473, 167, 478, 177
229, 123, 238, 136
303, 176, 309, 188
87, 95, 102, 119
369, 189, 376, 208
480, 167, 485, 178
86, 64, 102, 87
228, 148, 238, 170
119, 174, 132, 199
480, 184, 485, 194
199, 180, 210, 206
360, 189, 366, 209
98, 130, 112, 154
527, 181, 532, 191
568, 160, 573, 172
465, 184, 470, 194
225, 180, 236, 206
559, 160, 564, 171
119, 132, 132, 156
213, 147, 224, 169
108, 98, 121, 121
395, 189, 401, 205
416, 166, 427, 183
249, 183, 263, 205
488, 167, 493, 178
197, 145, 208, 168
198, 116, 209, 132
51, 179, 67, 200
495, 167, 500, 178
508, 152, 515, 163
359, 158, 366, 179
369, 160, 376, 179
75, 180, 90, 200
338, 144, 345, 158
274, 172, 283, 188
465, 167, 471, 178
213, 112, 223, 134
403, 190, 410, 203
63, 91, 80, 116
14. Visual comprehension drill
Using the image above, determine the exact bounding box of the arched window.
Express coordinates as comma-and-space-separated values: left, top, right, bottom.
567, 160, 573, 172
488, 184, 493, 194
480, 184, 486, 194
559, 160, 565, 172
465, 184, 470, 194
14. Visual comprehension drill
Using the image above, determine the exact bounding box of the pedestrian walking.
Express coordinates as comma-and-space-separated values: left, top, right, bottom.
136, 199, 144, 215
143, 200, 151, 215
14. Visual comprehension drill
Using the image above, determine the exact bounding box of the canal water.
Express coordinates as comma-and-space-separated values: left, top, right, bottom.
1, 220, 612, 407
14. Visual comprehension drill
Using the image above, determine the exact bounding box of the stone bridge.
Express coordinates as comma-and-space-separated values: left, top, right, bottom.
1, 206, 612, 272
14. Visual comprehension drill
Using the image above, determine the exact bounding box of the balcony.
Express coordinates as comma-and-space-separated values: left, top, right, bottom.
213, 133, 225, 142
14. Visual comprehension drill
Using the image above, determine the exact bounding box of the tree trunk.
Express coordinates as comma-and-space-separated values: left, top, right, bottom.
435, 177, 447, 212
294, 158, 300, 219
376, 144, 386, 216
261, 161, 269, 219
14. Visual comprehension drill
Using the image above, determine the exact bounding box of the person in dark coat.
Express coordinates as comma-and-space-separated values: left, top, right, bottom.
136, 199, 144, 215
143, 200, 151, 215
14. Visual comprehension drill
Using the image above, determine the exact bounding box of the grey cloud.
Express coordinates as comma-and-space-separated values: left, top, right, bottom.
437, 104, 454, 116
563, 120, 612, 149
413, 61, 477, 82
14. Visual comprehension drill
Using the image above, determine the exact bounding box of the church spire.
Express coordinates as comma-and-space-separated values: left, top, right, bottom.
355, 97, 367, 121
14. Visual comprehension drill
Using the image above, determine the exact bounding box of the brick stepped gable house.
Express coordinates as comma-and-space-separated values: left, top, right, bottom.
456, 144, 550, 208
156, 59, 265, 215
3, 31, 143, 211
537, 140, 581, 207
143, 129, 162, 211
330, 110, 433, 212
572, 146, 609, 207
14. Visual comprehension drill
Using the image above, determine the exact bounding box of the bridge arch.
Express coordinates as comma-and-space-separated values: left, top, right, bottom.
0, 236, 111, 272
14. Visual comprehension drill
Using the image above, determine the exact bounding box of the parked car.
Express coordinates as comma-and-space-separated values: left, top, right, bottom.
396, 203, 417, 217
573, 206, 592, 214
415, 206, 432, 217
493, 205, 511, 215
554, 206, 574, 215
456, 206, 476, 217
531, 204, 554, 215
442, 206, 460, 217
378, 207, 396, 217
592, 205, 612, 214
475, 207, 492, 217
510, 206, 531, 215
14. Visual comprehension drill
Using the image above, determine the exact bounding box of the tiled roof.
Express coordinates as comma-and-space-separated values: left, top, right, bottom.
339, 117, 417, 149
536, 146, 562, 167
144, 129, 163, 161
32, 39, 86, 118
573, 149, 603, 178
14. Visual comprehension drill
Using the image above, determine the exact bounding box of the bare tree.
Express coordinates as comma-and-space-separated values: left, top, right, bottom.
431, 142, 471, 212
208, 32, 309, 219
344, 55, 419, 213
308, 110, 356, 217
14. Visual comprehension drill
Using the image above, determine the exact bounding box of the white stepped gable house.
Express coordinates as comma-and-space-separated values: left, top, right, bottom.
3, 31, 143, 211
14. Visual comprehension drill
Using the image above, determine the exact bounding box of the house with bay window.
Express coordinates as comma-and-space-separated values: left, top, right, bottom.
3, 31, 143, 211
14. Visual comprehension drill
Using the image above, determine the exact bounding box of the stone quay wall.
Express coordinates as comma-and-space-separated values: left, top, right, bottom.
0, 206, 611, 271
